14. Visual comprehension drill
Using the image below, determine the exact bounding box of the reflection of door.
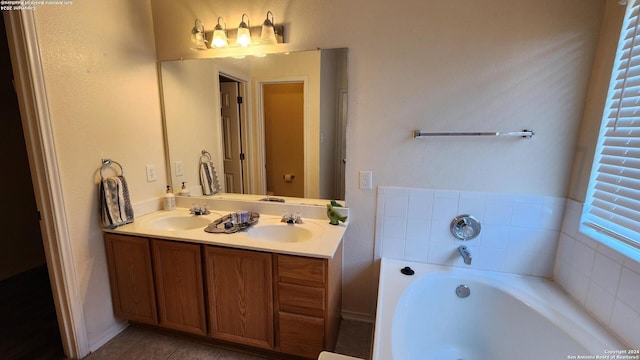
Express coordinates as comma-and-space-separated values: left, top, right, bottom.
263, 83, 304, 197
220, 80, 244, 193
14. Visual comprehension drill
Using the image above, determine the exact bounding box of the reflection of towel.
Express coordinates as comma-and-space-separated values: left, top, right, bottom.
200, 162, 220, 195
100, 176, 134, 229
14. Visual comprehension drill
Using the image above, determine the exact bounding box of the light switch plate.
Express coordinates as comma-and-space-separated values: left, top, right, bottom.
145, 164, 157, 182
359, 170, 373, 190
175, 161, 183, 177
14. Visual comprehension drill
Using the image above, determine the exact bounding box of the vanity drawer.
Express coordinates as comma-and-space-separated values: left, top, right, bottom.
278, 283, 325, 317
276, 255, 325, 286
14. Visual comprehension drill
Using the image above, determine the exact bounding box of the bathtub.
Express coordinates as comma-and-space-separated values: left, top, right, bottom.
372, 258, 628, 360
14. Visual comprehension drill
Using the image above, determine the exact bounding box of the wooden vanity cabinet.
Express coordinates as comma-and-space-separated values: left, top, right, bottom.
151, 239, 207, 336
104, 234, 158, 325
274, 242, 343, 359
204, 246, 274, 349
104, 233, 343, 359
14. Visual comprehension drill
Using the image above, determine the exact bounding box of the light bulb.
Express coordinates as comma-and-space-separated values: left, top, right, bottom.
212, 17, 228, 48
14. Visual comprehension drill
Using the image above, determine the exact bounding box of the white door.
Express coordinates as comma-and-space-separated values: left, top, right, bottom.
220, 81, 244, 193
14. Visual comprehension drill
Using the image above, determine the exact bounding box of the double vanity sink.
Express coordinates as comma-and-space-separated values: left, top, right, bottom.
144, 210, 317, 242
102, 201, 347, 359
108, 206, 345, 258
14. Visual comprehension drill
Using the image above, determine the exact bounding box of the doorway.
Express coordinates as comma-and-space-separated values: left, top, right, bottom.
0, 14, 63, 360
219, 75, 245, 194
262, 82, 305, 198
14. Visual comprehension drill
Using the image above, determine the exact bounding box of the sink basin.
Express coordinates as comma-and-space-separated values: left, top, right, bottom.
146, 215, 212, 231
246, 223, 318, 243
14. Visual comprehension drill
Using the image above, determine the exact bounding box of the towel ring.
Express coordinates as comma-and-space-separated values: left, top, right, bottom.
200, 150, 213, 164
100, 158, 124, 179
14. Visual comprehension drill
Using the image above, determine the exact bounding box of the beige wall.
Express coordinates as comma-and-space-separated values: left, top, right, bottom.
23, 0, 609, 348
161, 59, 225, 195
150, 0, 606, 317
32, 0, 166, 348
568, 0, 626, 202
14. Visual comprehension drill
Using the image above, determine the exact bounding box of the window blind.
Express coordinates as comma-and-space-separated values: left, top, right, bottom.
582, 0, 640, 249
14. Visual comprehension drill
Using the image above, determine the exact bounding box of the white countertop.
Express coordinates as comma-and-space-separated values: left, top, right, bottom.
103, 207, 347, 259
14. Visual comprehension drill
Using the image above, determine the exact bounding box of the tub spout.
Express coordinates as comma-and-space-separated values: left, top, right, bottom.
458, 245, 472, 265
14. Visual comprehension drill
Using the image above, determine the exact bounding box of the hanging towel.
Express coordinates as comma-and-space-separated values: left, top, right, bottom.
100, 175, 134, 229
200, 161, 220, 195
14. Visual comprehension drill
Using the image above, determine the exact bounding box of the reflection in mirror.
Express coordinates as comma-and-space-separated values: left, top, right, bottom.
160, 48, 348, 201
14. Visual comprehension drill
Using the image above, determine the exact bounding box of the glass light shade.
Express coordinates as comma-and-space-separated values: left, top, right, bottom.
191, 19, 207, 50
191, 31, 207, 50
236, 27, 252, 47
260, 24, 277, 45
212, 29, 228, 48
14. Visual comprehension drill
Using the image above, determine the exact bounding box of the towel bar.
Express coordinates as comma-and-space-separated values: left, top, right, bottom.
413, 129, 534, 139
100, 158, 124, 179
200, 150, 213, 164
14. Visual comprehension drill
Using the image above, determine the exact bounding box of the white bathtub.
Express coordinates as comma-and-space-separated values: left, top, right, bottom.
372, 258, 627, 360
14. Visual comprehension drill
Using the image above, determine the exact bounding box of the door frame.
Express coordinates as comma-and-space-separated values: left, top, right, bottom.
3, 9, 89, 359
255, 77, 309, 197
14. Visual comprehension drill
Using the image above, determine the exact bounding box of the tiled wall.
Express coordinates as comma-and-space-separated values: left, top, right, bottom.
554, 199, 640, 348
375, 186, 565, 277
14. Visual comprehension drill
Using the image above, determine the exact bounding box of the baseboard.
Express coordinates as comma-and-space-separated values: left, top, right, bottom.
88, 320, 128, 353
341, 310, 375, 324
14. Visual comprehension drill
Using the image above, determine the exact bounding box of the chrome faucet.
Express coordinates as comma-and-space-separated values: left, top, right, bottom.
458, 245, 472, 265
189, 204, 210, 215
281, 211, 303, 224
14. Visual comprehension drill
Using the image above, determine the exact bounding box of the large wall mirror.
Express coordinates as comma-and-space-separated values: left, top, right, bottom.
159, 48, 347, 201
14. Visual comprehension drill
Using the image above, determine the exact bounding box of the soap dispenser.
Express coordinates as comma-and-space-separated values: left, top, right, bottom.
163, 185, 176, 210
178, 181, 191, 196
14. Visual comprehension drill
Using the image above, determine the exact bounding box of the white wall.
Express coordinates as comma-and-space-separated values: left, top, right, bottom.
149, 0, 605, 318
32, 0, 166, 349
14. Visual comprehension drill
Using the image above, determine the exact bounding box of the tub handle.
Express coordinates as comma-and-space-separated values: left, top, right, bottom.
450, 214, 481, 241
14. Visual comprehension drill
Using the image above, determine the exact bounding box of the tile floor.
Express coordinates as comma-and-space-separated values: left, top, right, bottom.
83, 319, 373, 360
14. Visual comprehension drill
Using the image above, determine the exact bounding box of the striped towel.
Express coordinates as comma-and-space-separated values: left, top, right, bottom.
100, 176, 134, 229
200, 161, 220, 195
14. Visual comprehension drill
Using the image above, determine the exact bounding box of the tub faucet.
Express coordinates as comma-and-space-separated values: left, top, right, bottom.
458, 245, 472, 265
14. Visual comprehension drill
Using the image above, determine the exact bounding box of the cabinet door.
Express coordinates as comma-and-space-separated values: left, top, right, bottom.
104, 234, 157, 325
278, 312, 324, 359
205, 247, 274, 349
152, 240, 207, 336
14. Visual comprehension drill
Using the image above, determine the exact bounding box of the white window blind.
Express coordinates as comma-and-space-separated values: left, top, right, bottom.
582, 0, 640, 251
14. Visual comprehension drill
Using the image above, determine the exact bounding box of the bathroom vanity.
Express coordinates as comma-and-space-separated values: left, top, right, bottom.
103, 203, 346, 359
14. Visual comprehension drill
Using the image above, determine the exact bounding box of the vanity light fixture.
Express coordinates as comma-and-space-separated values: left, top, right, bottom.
260, 11, 278, 45
212, 17, 228, 48
236, 14, 252, 47
191, 18, 208, 50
